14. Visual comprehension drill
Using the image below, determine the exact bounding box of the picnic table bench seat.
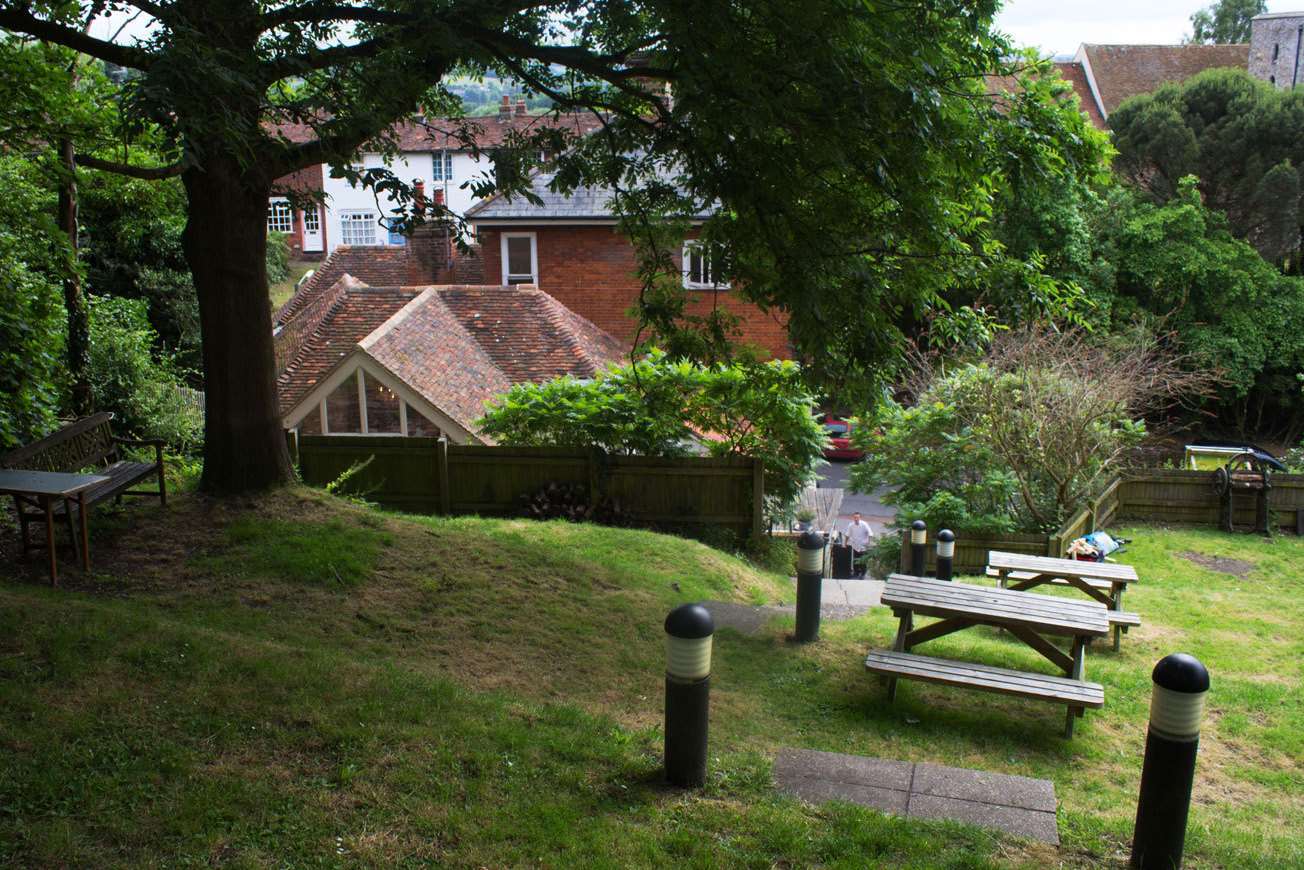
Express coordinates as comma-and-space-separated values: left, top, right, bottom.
865, 649, 1104, 709
1, 412, 165, 556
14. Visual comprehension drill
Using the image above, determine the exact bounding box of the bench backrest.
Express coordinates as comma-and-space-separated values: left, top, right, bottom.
0, 413, 118, 472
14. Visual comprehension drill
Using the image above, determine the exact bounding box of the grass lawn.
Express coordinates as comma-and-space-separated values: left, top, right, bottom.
269, 260, 316, 311
1, 489, 1301, 867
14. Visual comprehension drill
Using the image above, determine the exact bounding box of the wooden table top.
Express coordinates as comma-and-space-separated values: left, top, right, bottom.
988, 550, 1139, 583
0, 468, 109, 498
884, 574, 1109, 638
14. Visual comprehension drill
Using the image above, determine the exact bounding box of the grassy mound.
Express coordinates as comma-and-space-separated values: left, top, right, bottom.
2, 489, 1302, 867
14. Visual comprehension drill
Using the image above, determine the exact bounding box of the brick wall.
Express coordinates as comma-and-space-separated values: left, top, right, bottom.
271, 165, 327, 259
478, 225, 791, 358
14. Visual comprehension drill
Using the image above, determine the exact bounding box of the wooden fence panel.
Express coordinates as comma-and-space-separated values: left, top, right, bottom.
294, 437, 760, 537
297, 435, 442, 512
1119, 471, 1304, 531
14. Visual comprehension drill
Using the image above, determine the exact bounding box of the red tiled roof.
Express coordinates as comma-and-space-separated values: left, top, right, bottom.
365, 285, 625, 434
276, 283, 420, 412
277, 281, 625, 438
275, 246, 431, 326
270, 111, 603, 152
1080, 43, 1248, 117
1053, 61, 1106, 130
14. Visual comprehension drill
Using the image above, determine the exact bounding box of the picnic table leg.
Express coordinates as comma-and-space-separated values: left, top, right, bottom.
1113, 584, 1125, 651
77, 491, 91, 573
1065, 637, 1087, 739
42, 495, 57, 587
886, 611, 912, 702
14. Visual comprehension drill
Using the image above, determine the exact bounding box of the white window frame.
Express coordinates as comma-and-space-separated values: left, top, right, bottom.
267, 198, 294, 234
340, 210, 378, 246
682, 241, 729, 290
432, 150, 454, 181
303, 206, 320, 233
500, 232, 538, 285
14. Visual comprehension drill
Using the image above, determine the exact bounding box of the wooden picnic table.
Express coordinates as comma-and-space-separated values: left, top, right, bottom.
987, 551, 1140, 650
867, 574, 1108, 738
0, 469, 109, 586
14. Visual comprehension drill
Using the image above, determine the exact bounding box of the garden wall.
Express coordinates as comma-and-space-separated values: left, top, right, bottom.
292, 435, 764, 539
896, 470, 1304, 574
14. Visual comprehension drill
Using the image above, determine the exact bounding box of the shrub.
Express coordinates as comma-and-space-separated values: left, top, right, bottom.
88, 296, 204, 453
266, 231, 291, 285
481, 350, 827, 521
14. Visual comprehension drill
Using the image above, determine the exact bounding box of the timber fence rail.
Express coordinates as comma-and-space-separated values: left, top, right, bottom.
292, 435, 764, 539
898, 469, 1304, 575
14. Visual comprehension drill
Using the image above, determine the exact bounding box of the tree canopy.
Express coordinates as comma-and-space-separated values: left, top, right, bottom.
1111, 67, 1304, 268
0, 0, 1095, 492
1188, 0, 1265, 44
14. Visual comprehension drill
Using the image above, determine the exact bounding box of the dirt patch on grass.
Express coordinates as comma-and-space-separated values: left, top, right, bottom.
1178, 550, 1256, 578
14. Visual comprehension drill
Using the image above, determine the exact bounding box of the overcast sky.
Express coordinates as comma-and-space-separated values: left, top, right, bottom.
996, 0, 1303, 57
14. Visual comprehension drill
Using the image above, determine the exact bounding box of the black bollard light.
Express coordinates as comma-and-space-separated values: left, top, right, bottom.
664, 603, 714, 788
795, 530, 825, 642
936, 529, 955, 581
909, 520, 927, 576
1130, 653, 1211, 870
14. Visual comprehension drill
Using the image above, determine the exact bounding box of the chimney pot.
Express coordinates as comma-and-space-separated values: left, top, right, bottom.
413, 179, 426, 211
499, 95, 512, 117
515, 97, 527, 115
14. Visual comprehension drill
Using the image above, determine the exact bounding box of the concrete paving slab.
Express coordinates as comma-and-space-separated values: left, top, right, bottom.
778, 775, 910, 815
912, 762, 1057, 813
840, 579, 884, 607
907, 793, 1059, 844
775, 748, 913, 791
773, 748, 1060, 845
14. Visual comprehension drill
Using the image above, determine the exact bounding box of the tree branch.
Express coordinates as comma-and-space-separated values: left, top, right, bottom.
79, 154, 184, 179
0, 7, 152, 69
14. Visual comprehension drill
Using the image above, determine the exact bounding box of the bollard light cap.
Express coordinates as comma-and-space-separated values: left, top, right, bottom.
911, 519, 927, 531
798, 529, 825, 551
937, 529, 955, 542
1152, 653, 1210, 694
665, 603, 714, 639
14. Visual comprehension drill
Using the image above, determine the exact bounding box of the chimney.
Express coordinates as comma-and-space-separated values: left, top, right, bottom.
515, 97, 527, 115
413, 179, 426, 213
433, 188, 445, 206
499, 95, 512, 118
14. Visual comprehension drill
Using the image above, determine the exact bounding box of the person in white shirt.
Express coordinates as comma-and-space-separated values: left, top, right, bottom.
845, 512, 874, 578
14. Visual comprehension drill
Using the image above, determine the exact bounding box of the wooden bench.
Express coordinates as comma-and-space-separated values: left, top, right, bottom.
866, 649, 1104, 711
1, 413, 165, 557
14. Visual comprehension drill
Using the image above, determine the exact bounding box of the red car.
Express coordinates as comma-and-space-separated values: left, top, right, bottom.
821, 415, 864, 461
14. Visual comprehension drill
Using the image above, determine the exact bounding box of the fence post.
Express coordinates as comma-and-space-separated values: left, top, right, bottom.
437, 437, 451, 515
752, 460, 764, 538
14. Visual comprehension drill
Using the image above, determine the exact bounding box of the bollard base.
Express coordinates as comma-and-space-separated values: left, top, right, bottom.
1130, 728, 1199, 869
795, 570, 822, 643
910, 543, 926, 577
665, 674, 710, 788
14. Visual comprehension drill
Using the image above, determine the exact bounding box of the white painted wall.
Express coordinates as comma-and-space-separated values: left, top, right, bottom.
320, 150, 491, 253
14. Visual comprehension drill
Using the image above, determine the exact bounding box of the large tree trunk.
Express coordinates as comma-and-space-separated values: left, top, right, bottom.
182, 157, 293, 493
58, 137, 92, 417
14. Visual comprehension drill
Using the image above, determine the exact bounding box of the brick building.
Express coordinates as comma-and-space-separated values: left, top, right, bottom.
465, 173, 791, 358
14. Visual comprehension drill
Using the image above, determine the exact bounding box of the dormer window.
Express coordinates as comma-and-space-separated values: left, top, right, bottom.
682, 241, 730, 290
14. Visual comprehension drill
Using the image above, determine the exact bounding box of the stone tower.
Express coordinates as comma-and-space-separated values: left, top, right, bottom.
1249, 11, 1304, 89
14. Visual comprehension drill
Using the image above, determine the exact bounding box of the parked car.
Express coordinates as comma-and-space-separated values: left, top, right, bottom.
820, 415, 864, 461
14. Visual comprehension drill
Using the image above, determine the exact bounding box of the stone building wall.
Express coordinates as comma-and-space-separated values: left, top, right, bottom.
1249, 12, 1304, 89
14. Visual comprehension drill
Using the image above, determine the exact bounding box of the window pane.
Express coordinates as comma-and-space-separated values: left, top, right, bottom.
506, 236, 533, 282
299, 405, 322, 435
267, 201, 293, 234
341, 212, 376, 246
303, 207, 320, 231
406, 403, 441, 437
325, 376, 362, 433
364, 372, 401, 433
